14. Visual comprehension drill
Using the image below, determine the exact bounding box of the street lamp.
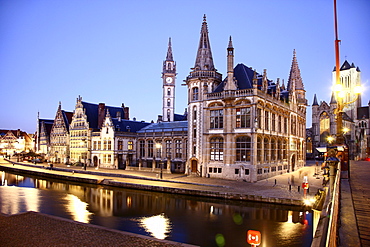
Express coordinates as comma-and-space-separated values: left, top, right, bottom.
155, 142, 162, 179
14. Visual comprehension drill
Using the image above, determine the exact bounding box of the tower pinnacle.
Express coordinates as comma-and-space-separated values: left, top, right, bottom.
193, 14, 215, 71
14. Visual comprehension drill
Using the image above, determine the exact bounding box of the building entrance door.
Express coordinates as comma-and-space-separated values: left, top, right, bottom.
291, 154, 296, 171
191, 160, 197, 173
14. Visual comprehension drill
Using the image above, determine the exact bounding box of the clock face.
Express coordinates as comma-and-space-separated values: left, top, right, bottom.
166, 77, 173, 83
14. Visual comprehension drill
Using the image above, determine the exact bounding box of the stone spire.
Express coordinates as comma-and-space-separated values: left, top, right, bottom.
225, 36, 236, 90
193, 14, 215, 71
166, 37, 173, 61
287, 49, 304, 91
313, 94, 319, 106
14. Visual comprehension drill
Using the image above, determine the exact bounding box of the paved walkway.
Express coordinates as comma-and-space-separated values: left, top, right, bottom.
0, 211, 196, 247
347, 161, 370, 246
1, 158, 324, 206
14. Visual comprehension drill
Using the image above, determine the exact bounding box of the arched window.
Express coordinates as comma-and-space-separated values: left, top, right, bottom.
236, 136, 251, 161
167, 99, 171, 107
167, 109, 171, 121
320, 112, 330, 142
167, 88, 171, 96
271, 138, 276, 161
147, 140, 153, 158
210, 137, 223, 161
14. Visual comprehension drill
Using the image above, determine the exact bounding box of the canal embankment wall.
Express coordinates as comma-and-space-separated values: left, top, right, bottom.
1, 159, 311, 208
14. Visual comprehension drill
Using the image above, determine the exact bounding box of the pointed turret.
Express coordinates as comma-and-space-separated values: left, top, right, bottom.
312, 94, 319, 106
287, 49, 304, 91
166, 37, 173, 61
330, 91, 337, 104
193, 15, 216, 71
225, 36, 236, 90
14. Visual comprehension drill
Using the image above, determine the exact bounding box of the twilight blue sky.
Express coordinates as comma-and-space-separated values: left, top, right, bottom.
1, 0, 369, 133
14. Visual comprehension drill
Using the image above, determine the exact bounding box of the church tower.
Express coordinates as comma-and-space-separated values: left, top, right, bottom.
162, 38, 176, 122
332, 60, 361, 120
185, 15, 222, 175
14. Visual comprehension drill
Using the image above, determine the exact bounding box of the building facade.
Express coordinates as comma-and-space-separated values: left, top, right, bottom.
49, 102, 73, 163
310, 60, 368, 160
185, 16, 307, 182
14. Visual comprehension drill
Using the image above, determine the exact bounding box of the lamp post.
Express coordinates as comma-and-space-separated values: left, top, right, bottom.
333, 0, 361, 179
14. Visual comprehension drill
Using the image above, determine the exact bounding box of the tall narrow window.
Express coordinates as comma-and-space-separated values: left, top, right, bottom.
272, 113, 276, 131
210, 137, 224, 161
277, 139, 282, 160
283, 139, 287, 159
265, 111, 269, 130
264, 137, 269, 162
139, 140, 145, 157
257, 108, 262, 129
278, 116, 282, 133
271, 138, 276, 161
192, 87, 199, 100
167, 99, 171, 107
148, 140, 153, 158
236, 136, 251, 161
167, 88, 171, 96
118, 140, 123, 150
210, 109, 223, 129
175, 140, 182, 158
166, 140, 172, 158
257, 137, 262, 162
236, 108, 251, 128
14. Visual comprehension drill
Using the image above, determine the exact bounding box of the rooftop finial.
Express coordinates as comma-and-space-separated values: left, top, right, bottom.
203, 14, 206, 22
228, 36, 233, 48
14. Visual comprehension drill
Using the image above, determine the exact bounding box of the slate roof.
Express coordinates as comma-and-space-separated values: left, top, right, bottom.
81, 101, 125, 130
62, 111, 73, 131
111, 119, 151, 133
333, 60, 361, 72
137, 121, 188, 133
174, 113, 187, 121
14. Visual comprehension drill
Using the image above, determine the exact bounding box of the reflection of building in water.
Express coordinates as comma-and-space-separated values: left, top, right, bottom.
89, 188, 113, 217
0, 187, 40, 215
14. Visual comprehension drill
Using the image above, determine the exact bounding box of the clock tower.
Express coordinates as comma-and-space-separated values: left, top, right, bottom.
162, 37, 176, 122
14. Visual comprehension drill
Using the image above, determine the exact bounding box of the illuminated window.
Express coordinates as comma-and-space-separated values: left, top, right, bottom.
210, 137, 223, 161
128, 141, 133, 150
236, 108, 251, 128
236, 136, 251, 161
210, 109, 223, 129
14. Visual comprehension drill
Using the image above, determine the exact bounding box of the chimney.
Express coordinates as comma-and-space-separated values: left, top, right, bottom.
122, 103, 129, 120
98, 103, 105, 128
157, 115, 163, 123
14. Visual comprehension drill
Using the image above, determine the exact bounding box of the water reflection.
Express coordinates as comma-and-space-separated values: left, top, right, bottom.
0, 171, 313, 246
139, 213, 171, 239
65, 194, 92, 223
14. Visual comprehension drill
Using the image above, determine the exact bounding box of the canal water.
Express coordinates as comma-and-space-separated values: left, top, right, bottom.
0, 171, 313, 246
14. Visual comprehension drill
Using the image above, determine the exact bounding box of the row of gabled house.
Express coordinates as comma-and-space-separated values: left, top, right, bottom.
0, 129, 34, 157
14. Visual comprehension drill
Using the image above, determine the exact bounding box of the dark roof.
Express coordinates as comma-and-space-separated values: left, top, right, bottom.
138, 121, 188, 133
174, 113, 187, 121
81, 101, 125, 130
112, 119, 151, 133
357, 106, 369, 120
333, 60, 359, 71
62, 111, 73, 131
